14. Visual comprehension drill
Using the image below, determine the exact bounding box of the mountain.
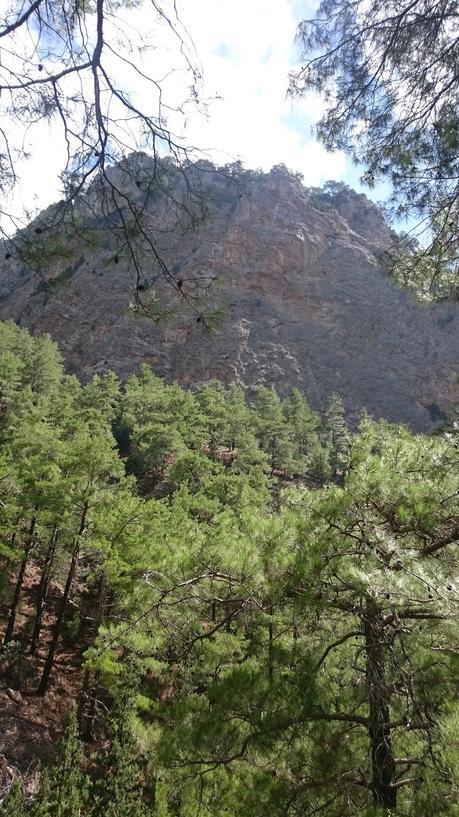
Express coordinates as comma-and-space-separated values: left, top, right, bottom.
0, 156, 457, 429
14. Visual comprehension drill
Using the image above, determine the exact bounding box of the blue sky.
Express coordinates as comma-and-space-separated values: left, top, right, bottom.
172, 0, 347, 185
172, 0, 393, 208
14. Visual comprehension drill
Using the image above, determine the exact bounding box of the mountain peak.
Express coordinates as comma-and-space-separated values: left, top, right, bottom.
0, 157, 457, 430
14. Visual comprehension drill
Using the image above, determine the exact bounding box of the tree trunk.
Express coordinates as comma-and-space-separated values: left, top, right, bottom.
79, 570, 106, 741
3, 517, 36, 645
36, 503, 88, 696
291, 613, 298, 667
268, 603, 274, 684
30, 526, 58, 655
2, 531, 16, 572
363, 598, 396, 810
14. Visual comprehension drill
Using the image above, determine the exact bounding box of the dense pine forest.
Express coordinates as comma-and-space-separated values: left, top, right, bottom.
0, 321, 457, 816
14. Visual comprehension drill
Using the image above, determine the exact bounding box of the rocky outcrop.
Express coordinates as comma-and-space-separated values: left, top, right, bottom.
0, 158, 457, 429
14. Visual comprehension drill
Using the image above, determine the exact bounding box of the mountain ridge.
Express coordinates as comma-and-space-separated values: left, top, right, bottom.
0, 156, 457, 430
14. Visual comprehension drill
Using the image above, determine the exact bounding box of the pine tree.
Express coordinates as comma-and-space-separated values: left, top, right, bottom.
283, 388, 322, 476
154, 420, 458, 817
323, 392, 351, 483
0, 780, 26, 817
225, 383, 254, 452
80, 372, 120, 422
251, 386, 294, 472
230, 429, 269, 475
1, 322, 457, 817
90, 666, 149, 817
37, 419, 124, 694
195, 381, 230, 457
30, 707, 88, 817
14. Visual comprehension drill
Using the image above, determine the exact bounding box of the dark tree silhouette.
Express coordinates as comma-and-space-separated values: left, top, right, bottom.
0, 0, 210, 315
290, 0, 459, 300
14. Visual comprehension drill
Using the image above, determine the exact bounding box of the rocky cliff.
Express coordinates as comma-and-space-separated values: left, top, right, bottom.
0, 157, 457, 429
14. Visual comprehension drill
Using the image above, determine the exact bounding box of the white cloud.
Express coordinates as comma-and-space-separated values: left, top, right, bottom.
150, 0, 346, 183
0, 0, 346, 230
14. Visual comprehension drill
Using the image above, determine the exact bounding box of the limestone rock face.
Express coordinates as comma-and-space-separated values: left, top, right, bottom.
0, 159, 457, 429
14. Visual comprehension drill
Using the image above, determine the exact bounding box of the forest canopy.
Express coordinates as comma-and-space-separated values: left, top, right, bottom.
0, 322, 457, 816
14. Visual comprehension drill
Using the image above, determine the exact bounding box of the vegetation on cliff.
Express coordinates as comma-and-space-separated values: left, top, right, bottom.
0, 322, 457, 816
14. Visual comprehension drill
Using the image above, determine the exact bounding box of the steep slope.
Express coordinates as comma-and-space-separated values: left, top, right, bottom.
0, 158, 457, 429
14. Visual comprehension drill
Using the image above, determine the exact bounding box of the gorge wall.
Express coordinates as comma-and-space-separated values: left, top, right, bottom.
0, 157, 457, 430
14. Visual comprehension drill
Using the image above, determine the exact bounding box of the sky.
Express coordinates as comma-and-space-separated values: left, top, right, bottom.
172, 0, 348, 185
0, 0, 390, 228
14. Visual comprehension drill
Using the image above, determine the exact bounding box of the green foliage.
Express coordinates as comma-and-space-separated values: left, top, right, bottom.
290, 0, 459, 299
0, 322, 457, 816
90, 666, 150, 817
0, 322, 63, 433
30, 708, 88, 817
251, 385, 295, 471
392, 239, 459, 301
0, 780, 26, 817
323, 392, 351, 482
